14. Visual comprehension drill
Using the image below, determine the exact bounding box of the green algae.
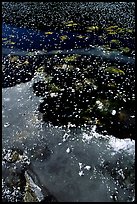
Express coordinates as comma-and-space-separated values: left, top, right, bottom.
76, 35, 85, 39
120, 47, 131, 54
105, 66, 125, 75
48, 83, 60, 92
37, 66, 45, 73
64, 55, 79, 62
110, 39, 120, 44
87, 25, 99, 31
45, 31, 53, 35
65, 21, 78, 27
60, 35, 68, 41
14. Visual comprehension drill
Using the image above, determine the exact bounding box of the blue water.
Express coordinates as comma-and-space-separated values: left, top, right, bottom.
2, 23, 135, 65
2, 23, 94, 51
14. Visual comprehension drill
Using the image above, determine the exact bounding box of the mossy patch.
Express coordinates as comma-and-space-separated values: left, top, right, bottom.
76, 35, 85, 39
9, 56, 19, 63
87, 26, 99, 31
10, 41, 16, 45
116, 27, 126, 34
64, 20, 74, 24
65, 22, 78, 27
106, 25, 119, 30
126, 28, 134, 33
110, 39, 120, 45
2, 37, 8, 41
43, 75, 53, 83
60, 35, 68, 41
45, 31, 53, 35
120, 47, 131, 54
110, 39, 121, 48
107, 82, 117, 88
64, 55, 79, 62
105, 66, 125, 75
37, 66, 45, 73
105, 25, 123, 35
48, 83, 60, 92
107, 31, 117, 35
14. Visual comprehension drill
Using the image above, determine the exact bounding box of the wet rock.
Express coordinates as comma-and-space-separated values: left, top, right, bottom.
32, 57, 135, 140
2, 149, 57, 202
2, 149, 30, 202
23, 171, 44, 202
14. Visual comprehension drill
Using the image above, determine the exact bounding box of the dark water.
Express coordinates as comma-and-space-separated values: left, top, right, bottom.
2, 81, 135, 202
2, 23, 135, 65
2, 22, 96, 51
2, 23, 135, 202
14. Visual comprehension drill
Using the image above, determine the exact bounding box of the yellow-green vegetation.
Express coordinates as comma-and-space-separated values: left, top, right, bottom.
105, 66, 125, 75
98, 35, 107, 41
12, 59, 29, 68
64, 55, 79, 62
126, 28, 134, 33
76, 35, 85, 39
86, 26, 99, 31
64, 21, 78, 27
107, 31, 117, 35
10, 41, 16, 45
95, 119, 102, 125
37, 66, 45, 73
2, 37, 8, 40
10, 151, 19, 162
106, 25, 118, 30
45, 31, 53, 35
3, 40, 16, 45
116, 27, 126, 34
64, 20, 74, 24
105, 25, 122, 35
43, 75, 53, 83
110, 39, 120, 44
24, 173, 39, 202
110, 39, 121, 48
81, 116, 92, 123
83, 78, 92, 85
84, 107, 93, 114
9, 56, 19, 63
107, 82, 117, 88
60, 35, 68, 41
102, 44, 112, 51
48, 83, 60, 92
105, 25, 134, 36
23, 60, 29, 65
65, 23, 78, 27
120, 47, 131, 54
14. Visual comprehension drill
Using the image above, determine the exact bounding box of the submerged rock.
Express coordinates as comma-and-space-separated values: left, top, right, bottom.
2, 149, 57, 202
32, 58, 135, 140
